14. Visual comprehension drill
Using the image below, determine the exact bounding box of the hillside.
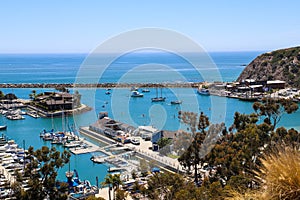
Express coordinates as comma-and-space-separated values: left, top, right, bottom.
237, 46, 300, 87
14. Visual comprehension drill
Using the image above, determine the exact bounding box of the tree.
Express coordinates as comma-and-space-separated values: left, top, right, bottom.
115, 188, 128, 200
178, 112, 210, 184
0, 90, 4, 99
157, 137, 171, 149
55, 85, 69, 93
101, 174, 123, 200
253, 98, 298, 130
13, 146, 71, 200
146, 172, 185, 200
29, 90, 36, 100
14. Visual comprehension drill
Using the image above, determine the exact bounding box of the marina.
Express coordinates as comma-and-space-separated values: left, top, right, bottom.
1, 52, 300, 198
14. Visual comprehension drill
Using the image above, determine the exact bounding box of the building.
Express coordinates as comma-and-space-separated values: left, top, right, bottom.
33, 92, 80, 111
266, 80, 286, 90
89, 114, 136, 139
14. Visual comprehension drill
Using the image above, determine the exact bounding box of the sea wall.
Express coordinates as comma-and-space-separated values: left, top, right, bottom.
0, 82, 202, 89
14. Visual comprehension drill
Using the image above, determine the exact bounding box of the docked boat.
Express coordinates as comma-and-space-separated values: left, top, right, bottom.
27, 111, 40, 118
170, 100, 182, 105
90, 156, 106, 164
197, 88, 210, 95
238, 96, 258, 102
131, 90, 144, 97
6, 114, 25, 120
107, 167, 123, 172
131, 138, 140, 145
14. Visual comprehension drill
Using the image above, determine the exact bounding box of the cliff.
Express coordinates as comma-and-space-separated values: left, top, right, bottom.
237, 46, 300, 87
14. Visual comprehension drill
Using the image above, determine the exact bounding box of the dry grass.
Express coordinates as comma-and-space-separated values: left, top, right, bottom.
259, 147, 300, 200
225, 190, 264, 200
227, 146, 300, 200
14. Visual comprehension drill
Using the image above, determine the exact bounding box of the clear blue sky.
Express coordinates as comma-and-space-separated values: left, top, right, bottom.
0, 0, 299, 53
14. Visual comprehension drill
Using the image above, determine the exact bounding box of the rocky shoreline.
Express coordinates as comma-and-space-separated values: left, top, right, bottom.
0, 82, 202, 89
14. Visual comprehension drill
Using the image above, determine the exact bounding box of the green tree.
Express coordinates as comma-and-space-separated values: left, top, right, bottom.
253, 98, 298, 130
13, 146, 71, 200
157, 137, 171, 149
101, 174, 123, 200
115, 188, 128, 200
178, 112, 210, 183
146, 172, 185, 200
0, 90, 4, 99
29, 90, 37, 100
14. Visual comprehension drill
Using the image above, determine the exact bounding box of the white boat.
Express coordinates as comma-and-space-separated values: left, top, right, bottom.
107, 167, 123, 172
197, 88, 210, 95
142, 88, 150, 93
131, 90, 144, 97
6, 114, 25, 120
27, 111, 40, 118
90, 156, 106, 164
0, 125, 7, 131
131, 138, 140, 145
63, 140, 82, 148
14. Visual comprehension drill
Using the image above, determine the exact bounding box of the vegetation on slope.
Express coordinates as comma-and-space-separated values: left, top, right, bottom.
237, 46, 300, 87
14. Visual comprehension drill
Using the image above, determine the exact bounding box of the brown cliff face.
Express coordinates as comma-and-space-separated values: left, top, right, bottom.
237, 46, 300, 87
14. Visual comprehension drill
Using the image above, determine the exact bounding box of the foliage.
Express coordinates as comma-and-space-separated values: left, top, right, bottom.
146, 172, 185, 200
178, 112, 210, 183
115, 188, 128, 200
176, 98, 299, 199
13, 146, 71, 200
157, 137, 172, 149
0, 90, 4, 99
253, 98, 298, 130
101, 174, 123, 200
55, 85, 69, 93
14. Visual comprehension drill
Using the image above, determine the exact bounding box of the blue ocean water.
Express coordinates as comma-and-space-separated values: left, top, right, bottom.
1, 51, 300, 184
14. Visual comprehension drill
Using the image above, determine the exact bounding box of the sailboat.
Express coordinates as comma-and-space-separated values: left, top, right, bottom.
151, 88, 166, 102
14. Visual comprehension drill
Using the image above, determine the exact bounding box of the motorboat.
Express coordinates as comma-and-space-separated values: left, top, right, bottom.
131, 138, 140, 145
0, 125, 7, 131
197, 88, 210, 95
141, 88, 150, 93
131, 90, 144, 97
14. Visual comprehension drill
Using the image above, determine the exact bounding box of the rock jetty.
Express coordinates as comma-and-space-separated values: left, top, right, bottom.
0, 82, 203, 88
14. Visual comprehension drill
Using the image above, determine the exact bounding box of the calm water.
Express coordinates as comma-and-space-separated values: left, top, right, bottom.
1, 51, 300, 184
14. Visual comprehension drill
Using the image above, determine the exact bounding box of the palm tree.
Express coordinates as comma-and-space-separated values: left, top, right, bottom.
102, 174, 113, 200
102, 174, 122, 200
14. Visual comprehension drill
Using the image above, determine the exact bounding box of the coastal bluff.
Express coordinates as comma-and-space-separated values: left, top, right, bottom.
237, 46, 300, 87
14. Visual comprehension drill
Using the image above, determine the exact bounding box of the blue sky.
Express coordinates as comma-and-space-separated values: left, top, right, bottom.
0, 0, 299, 53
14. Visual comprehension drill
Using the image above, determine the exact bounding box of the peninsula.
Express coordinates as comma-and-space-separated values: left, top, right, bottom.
237, 46, 300, 87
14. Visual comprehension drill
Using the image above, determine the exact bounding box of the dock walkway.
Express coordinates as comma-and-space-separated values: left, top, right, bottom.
79, 126, 183, 173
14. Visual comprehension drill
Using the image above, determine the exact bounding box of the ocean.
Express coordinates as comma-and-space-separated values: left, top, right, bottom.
1, 51, 300, 184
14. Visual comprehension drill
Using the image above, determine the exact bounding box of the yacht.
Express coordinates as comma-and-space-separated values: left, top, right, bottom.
197, 88, 210, 95
131, 90, 144, 97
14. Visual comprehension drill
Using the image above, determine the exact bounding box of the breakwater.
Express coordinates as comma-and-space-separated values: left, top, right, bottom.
0, 82, 202, 89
